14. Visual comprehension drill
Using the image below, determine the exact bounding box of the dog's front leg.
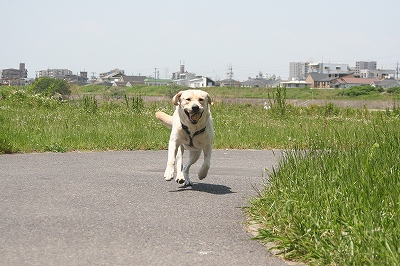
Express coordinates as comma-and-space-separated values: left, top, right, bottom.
175, 145, 188, 185
164, 140, 180, 181
198, 144, 212, 180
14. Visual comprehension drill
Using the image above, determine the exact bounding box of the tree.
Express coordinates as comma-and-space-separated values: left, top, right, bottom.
30, 77, 71, 96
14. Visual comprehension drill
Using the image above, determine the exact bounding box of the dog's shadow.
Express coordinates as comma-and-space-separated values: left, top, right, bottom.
169, 182, 235, 195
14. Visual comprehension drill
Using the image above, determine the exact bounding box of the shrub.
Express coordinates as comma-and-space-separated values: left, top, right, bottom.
30, 77, 71, 97
387, 86, 400, 94
338, 85, 382, 97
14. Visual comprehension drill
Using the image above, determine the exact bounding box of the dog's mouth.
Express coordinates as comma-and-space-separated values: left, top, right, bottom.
185, 110, 203, 124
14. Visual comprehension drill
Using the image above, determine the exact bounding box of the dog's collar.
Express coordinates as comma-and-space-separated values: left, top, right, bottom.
181, 123, 206, 147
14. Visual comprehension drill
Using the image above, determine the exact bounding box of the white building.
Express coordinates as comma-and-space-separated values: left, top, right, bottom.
355, 61, 377, 77
189, 76, 215, 88
38, 69, 73, 79
172, 63, 197, 86
289, 62, 309, 80
309, 63, 351, 75
359, 69, 395, 79
280, 80, 311, 88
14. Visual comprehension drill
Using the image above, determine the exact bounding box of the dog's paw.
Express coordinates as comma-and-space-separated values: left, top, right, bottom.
184, 180, 193, 186
175, 173, 185, 184
198, 166, 209, 180
164, 166, 174, 181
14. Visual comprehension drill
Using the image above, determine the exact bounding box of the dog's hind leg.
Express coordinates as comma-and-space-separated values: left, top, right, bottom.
198, 145, 212, 180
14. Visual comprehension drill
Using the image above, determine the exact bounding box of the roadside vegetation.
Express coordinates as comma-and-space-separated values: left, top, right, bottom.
1, 79, 400, 264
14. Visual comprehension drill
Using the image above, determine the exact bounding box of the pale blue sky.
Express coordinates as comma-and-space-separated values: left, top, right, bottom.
2, 0, 400, 80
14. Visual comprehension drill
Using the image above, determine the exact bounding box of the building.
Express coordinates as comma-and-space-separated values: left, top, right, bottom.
280, 80, 311, 88
309, 62, 351, 75
355, 61, 377, 77
218, 79, 242, 87
1, 62, 28, 85
172, 63, 197, 86
289, 62, 309, 80
359, 69, 395, 79
188, 76, 215, 88
119, 75, 146, 86
97, 69, 125, 83
38, 68, 73, 79
144, 78, 173, 86
242, 77, 281, 88
371, 79, 399, 89
330, 74, 380, 88
305, 73, 337, 88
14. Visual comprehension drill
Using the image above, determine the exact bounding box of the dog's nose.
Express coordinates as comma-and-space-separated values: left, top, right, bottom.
192, 104, 200, 112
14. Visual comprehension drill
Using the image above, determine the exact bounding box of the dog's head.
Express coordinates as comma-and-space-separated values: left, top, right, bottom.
173, 90, 212, 124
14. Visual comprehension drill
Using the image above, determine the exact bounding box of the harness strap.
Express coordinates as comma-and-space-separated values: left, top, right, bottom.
181, 123, 206, 147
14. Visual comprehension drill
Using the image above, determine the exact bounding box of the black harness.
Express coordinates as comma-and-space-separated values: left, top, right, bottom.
181, 123, 206, 147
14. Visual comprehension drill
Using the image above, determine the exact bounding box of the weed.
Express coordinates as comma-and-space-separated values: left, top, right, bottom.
81, 95, 98, 113
268, 85, 287, 116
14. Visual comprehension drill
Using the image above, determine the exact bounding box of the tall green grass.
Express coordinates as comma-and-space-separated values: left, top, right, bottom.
0, 90, 171, 153
248, 116, 400, 265
1, 88, 399, 154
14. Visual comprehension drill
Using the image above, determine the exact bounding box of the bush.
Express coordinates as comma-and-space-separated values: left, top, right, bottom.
387, 86, 400, 94
30, 77, 71, 97
338, 85, 382, 97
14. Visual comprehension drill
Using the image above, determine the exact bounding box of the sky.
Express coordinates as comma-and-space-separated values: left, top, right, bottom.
2, 0, 400, 81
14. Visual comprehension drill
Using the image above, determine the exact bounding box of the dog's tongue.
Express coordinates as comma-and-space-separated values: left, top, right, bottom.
191, 113, 201, 122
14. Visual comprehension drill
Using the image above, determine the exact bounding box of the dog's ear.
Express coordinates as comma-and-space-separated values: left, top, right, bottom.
172, 91, 182, 106
207, 93, 213, 105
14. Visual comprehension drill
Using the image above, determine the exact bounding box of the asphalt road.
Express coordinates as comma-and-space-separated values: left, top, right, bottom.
0, 150, 289, 266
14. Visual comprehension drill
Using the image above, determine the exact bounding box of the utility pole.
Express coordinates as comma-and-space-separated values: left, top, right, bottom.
154, 67, 158, 86
227, 64, 233, 87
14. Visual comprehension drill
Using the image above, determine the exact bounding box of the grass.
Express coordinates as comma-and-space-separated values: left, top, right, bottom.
247, 115, 400, 265
1, 85, 400, 265
73, 84, 400, 101
3, 87, 395, 153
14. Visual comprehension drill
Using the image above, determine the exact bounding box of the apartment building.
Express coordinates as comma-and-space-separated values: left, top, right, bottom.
355, 61, 377, 77
309, 63, 351, 75
289, 62, 309, 80
38, 68, 73, 79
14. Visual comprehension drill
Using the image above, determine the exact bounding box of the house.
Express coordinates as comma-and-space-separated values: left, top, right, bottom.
371, 79, 399, 89
309, 62, 352, 75
112, 81, 127, 87
242, 77, 282, 88
305, 73, 337, 88
144, 78, 173, 86
359, 69, 395, 79
119, 75, 146, 86
280, 80, 311, 88
330, 74, 380, 88
99, 69, 125, 82
189, 76, 215, 88
218, 79, 242, 87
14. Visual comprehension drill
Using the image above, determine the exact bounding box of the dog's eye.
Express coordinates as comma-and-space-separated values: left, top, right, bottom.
186, 98, 191, 101
199, 98, 204, 102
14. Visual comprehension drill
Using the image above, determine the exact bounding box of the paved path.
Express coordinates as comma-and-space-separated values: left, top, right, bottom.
0, 150, 289, 265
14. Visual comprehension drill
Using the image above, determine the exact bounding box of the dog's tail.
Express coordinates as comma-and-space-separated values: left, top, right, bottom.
155, 111, 173, 128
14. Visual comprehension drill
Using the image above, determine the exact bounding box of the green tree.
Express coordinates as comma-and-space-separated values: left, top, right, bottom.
30, 77, 71, 96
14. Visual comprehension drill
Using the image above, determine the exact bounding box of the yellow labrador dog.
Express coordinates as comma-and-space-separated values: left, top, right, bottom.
156, 90, 213, 186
